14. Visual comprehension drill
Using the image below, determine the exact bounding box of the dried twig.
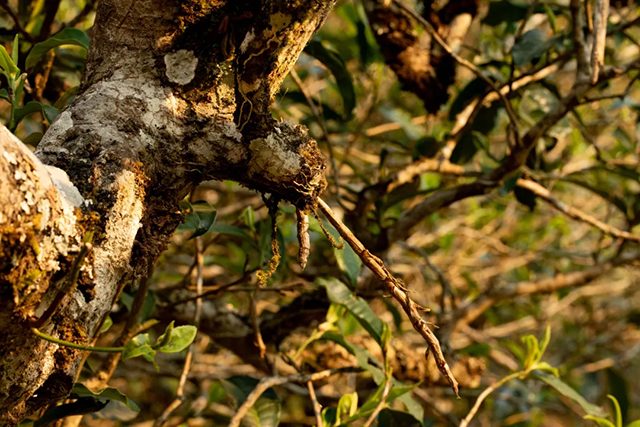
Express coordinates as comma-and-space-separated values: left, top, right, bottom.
228, 368, 357, 427
516, 179, 640, 241
447, 250, 640, 337
591, 0, 610, 84
316, 198, 459, 396
249, 292, 267, 361
363, 374, 392, 427
459, 371, 523, 427
307, 380, 323, 427
296, 209, 310, 270
154, 237, 205, 427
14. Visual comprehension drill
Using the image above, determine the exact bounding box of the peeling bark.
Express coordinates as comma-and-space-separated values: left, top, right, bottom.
0, 0, 335, 423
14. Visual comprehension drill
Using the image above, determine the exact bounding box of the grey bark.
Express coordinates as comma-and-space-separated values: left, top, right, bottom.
0, 0, 335, 423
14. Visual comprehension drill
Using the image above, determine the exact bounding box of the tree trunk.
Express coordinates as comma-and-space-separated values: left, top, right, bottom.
0, 0, 334, 423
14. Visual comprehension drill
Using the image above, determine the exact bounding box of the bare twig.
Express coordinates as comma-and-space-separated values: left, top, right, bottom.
591, 0, 610, 84
164, 269, 256, 307
154, 236, 205, 427
363, 374, 391, 427
228, 368, 357, 427
297, 209, 310, 270
317, 198, 459, 396
249, 292, 267, 361
447, 250, 640, 336
307, 380, 323, 427
516, 179, 640, 241
459, 371, 522, 427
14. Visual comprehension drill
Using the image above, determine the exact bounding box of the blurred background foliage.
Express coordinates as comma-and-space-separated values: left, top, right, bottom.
3, 0, 640, 426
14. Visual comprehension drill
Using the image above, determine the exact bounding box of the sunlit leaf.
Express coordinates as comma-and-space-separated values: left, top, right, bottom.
154, 323, 197, 353
26, 28, 90, 70
535, 372, 607, 417
317, 278, 385, 347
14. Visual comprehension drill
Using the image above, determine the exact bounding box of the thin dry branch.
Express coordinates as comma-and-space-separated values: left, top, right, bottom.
516, 179, 640, 241
363, 375, 391, 427
459, 371, 522, 427
447, 250, 640, 336
316, 198, 459, 396
307, 380, 323, 427
591, 0, 610, 84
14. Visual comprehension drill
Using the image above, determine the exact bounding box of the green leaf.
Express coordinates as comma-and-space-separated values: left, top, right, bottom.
26, 28, 90, 70
317, 278, 385, 347
584, 416, 616, 427
532, 361, 559, 377
154, 323, 197, 353
223, 376, 282, 427
0, 45, 20, 77
334, 243, 362, 287
535, 372, 607, 417
53, 85, 80, 109
336, 392, 358, 423
241, 206, 257, 233
544, 4, 557, 33
0, 88, 9, 101
512, 29, 547, 66
71, 383, 140, 411
521, 333, 539, 369
538, 324, 551, 361
304, 39, 356, 120
322, 407, 338, 427
42, 104, 59, 124
11, 34, 19, 66
607, 369, 629, 426
12, 101, 43, 129
207, 223, 256, 245
482, 0, 531, 26
377, 408, 422, 427
122, 333, 158, 371
181, 200, 217, 239
626, 420, 640, 427
208, 381, 228, 403
22, 132, 43, 146
397, 392, 424, 423
607, 395, 623, 427
99, 316, 113, 334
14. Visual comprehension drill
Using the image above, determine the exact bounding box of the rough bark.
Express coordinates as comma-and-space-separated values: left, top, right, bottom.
0, 0, 335, 423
